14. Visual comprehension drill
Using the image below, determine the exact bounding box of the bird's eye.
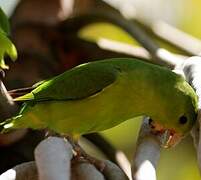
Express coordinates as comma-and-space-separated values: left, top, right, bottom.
148, 118, 153, 125
179, 115, 188, 125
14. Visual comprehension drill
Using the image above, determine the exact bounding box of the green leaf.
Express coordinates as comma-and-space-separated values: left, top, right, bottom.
0, 8, 17, 69
0, 7, 10, 35
0, 32, 17, 69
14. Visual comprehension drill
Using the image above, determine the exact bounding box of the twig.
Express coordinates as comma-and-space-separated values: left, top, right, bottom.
126, 14, 201, 56
114, 150, 132, 179
0, 76, 25, 146
0, 79, 19, 121
14, 6, 181, 69
59, 12, 182, 68
34, 136, 73, 180
59, 12, 158, 54
0, 154, 130, 180
0, 161, 38, 180
102, 160, 129, 180
137, 13, 201, 56
97, 38, 187, 64
97, 38, 150, 60
100, 0, 201, 56
132, 118, 161, 180
151, 21, 201, 56
71, 162, 105, 180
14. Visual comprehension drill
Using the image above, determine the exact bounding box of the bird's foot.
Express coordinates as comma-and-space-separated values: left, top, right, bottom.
67, 137, 105, 171
74, 145, 105, 171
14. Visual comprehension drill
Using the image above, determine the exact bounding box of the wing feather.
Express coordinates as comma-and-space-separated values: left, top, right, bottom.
15, 62, 120, 102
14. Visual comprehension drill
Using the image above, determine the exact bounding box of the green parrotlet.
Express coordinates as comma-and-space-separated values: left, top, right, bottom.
1, 58, 198, 147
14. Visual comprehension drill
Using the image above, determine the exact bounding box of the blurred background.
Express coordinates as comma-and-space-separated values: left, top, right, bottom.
0, 0, 201, 179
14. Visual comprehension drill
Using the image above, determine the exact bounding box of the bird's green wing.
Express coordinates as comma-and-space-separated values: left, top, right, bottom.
15, 62, 120, 101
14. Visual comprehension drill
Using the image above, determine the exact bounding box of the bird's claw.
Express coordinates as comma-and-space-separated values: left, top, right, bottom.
67, 137, 106, 171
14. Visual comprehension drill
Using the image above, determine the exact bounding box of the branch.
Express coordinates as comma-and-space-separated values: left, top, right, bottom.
132, 118, 161, 180
0, 79, 19, 121
59, 12, 182, 69
71, 162, 105, 180
102, 160, 129, 180
34, 136, 73, 180
0, 161, 37, 180
0, 76, 26, 146
97, 38, 187, 64
0, 136, 130, 180
132, 19, 201, 56
151, 21, 201, 56
100, 0, 201, 56
98, 38, 150, 60
179, 56, 201, 172
59, 12, 158, 54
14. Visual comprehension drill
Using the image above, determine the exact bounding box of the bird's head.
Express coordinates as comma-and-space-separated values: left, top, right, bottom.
150, 78, 198, 148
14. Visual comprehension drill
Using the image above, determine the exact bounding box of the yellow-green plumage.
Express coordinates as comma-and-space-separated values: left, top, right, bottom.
2, 58, 198, 137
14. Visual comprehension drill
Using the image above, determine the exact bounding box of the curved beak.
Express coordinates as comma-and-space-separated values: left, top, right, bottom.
161, 129, 183, 148
149, 119, 184, 148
